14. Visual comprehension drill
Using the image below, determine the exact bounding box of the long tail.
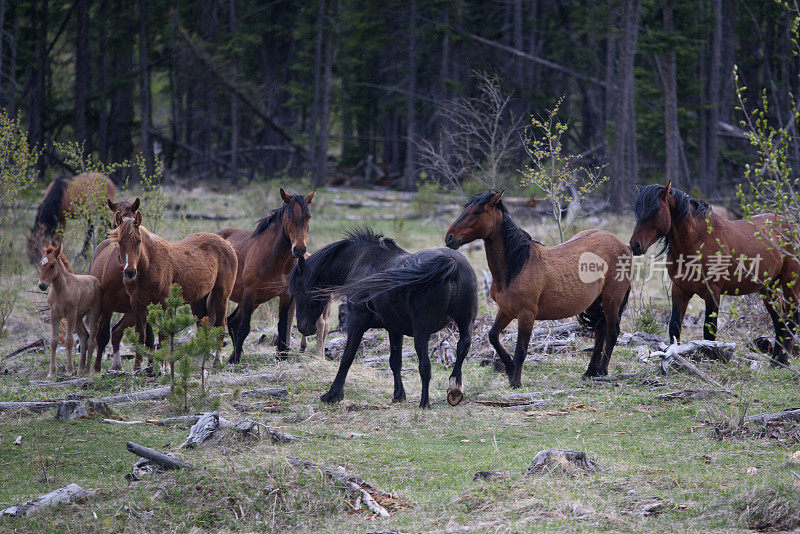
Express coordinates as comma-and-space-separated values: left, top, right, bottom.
578, 287, 631, 333
328, 255, 458, 304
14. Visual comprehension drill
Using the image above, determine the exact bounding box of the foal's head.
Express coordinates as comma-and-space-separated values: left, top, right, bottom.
38, 244, 69, 291
107, 197, 140, 227
630, 181, 674, 256
445, 189, 505, 249
279, 188, 315, 258
110, 213, 144, 280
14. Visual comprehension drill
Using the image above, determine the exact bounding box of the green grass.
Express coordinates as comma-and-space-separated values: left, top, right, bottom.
0, 184, 799, 532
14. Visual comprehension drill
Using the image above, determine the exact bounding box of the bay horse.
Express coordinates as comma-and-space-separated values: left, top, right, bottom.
27, 173, 116, 264
288, 228, 478, 408
217, 188, 314, 363
38, 245, 102, 378
630, 181, 800, 363
109, 212, 238, 370
445, 190, 632, 386
89, 197, 155, 372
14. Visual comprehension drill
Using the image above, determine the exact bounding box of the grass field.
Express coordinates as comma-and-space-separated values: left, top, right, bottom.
1, 182, 799, 532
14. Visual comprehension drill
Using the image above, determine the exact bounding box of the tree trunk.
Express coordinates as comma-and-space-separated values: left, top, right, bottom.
403, 0, 418, 190
0, 0, 5, 108
513, 0, 523, 89
75, 0, 91, 152
661, 0, 679, 183
32, 0, 48, 176
229, 0, 239, 183
610, 0, 640, 212
705, 0, 722, 194
96, 0, 108, 162
7, 6, 17, 115
138, 0, 153, 178
310, 0, 324, 183
315, 4, 333, 187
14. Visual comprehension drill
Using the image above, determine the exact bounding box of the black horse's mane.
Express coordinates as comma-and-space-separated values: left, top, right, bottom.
288, 227, 403, 297
34, 176, 70, 233
465, 190, 538, 283
633, 184, 713, 256
253, 194, 310, 236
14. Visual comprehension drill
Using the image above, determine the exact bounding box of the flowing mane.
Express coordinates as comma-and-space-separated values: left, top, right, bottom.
465, 190, 537, 283
253, 194, 310, 236
633, 185, 713, 256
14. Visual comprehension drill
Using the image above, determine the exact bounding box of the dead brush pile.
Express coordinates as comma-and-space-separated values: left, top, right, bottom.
704, 402, 800, 444
730, 484, 800, 531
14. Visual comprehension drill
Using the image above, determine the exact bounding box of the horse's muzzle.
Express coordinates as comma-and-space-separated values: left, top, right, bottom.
291, 245, 306, 258
630, 242, 644, 256
38, 282, 48, 291
123, 269, 138, 280
445, 234, 462, 249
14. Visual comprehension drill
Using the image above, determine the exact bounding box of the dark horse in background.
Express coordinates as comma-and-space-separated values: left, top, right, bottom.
630, 181, 800, 363
446, 190, 632, 386
289, 229, 478, 408
27, 173, 116, 264
217, 189, 314, 363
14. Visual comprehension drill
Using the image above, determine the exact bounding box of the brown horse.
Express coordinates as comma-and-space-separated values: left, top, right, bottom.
445, 190, 632, 386
27, 173, 116, 264
217, 188, 315, 363
89, 198, 154, 372
630, 181, 800, 363
109, 213, 238, 370
38, 245, 102, 378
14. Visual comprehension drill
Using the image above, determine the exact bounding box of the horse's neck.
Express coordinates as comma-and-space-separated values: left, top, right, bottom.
667, 208, 703, 258
51, 262, 72, 293
484, 229, 509, 288
137, 228, 156, 272
266, 221, 292, 257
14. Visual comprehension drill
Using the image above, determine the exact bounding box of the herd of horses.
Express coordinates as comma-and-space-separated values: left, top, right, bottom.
27, 173, 800, 407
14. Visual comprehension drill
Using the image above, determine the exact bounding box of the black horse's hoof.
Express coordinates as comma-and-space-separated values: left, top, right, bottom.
419, 400, 432, 409
392, 390, 406, 403
320, 391, 343, 404
508, 380, 522, 389
583, 368, 602, 378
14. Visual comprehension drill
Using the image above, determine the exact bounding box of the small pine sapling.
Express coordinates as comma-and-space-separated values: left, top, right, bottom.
186, 316, 225, 394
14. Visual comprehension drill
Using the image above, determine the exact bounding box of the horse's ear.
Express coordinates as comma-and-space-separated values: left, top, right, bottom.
131, 197, 140, 212
41, 245, 47, 256
635, 181, 642, 190
280, 188, 291, 204
53, 243, 62, 257
133, 211, 143, 227
489, 189, 505, 206
114, 211, 123, 227
659, 180, 671, 200
306, 189, 316, 205
107, 198, 117, 212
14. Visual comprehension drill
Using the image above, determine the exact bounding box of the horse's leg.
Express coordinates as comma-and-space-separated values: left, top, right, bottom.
227, 305, 240, 361
277, 293, 293, 355
600, 296, 622, 375
320, 322, 366, 404
763, 294, 791, 365
388, 331, 405, 402
95, 312, 112, 372
584, 315, 607, 378
48, 312, 60, 379
75, 317, 89, 376
702, 290, 721, 341
668, 286, 692, 344
231, 297, 254, 364
414, 333, 433, 408
64, 314, 76, 376
109, 313, 135, 371
133, 311, 147, 372
510, 312, 534, 388
191, 299, 209, 324
315, 300, 332, 359
488, 310, 515, 377
447, 317, 473, 406
206, 287, 230, 368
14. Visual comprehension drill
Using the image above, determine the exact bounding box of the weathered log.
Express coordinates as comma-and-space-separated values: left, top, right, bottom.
0, 400, 59, 413
745, 407, 800, 424
86, 399, 111, 416
617, 331, 667, 349
125, 441, 194, 470
241, 387, 288, 399
655, 389, 733, 400
527, 449, 604, 475
655, 340, 734, 389
2, 339, 46, 360
286, 457, 396, 517
101, 386, 172, 404
213, 371, 286, 386
181, 413, 223, 449
0, 483, 96, 516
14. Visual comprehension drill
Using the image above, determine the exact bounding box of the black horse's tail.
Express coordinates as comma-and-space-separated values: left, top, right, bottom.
34, 176, 70, 233
578, 287, 630, 334
330, 254, 459, 304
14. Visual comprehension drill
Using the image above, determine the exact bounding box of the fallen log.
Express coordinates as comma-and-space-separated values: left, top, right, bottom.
181, 413, 224, 448
103, 415, 202, 426
213, 371, 286, 386
286, 457, 401, 517
125, 441, 194, 470
529, 334, 575, 353
0, 483, 96, 516
56, 400, 89, 421
2, 339, 46, 360
655, 340, 734, 389
655, 389, 733, 401
241, 387, 288, 399
745, 407, 800, 424
101, 386, 172, 404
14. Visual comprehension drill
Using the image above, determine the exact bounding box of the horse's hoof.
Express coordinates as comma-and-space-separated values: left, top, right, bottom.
419, 400, 432, 409
508, 380, 522, 389
392, 391, 406, 403
320, 391, 343, 404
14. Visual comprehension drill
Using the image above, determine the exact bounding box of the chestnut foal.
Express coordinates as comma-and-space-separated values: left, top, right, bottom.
38, 245, 102, 378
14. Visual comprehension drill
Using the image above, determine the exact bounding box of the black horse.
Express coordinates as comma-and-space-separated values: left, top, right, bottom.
288, 228, 478, 408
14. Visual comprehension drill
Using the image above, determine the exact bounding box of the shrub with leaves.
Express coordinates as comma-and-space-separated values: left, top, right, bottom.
733, 1, 800, 327
521, 96, 607, 244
